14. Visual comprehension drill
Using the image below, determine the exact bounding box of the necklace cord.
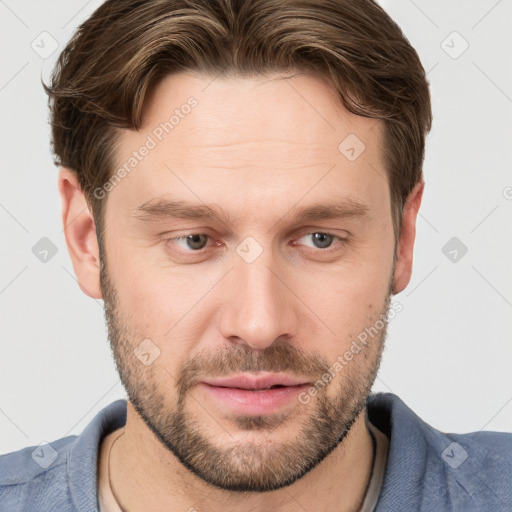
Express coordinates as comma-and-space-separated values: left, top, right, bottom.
106, 425, 377, 512
107, 429, 128, 512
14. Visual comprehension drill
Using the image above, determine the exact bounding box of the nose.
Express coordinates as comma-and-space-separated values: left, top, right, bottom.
217, 251, 297, 350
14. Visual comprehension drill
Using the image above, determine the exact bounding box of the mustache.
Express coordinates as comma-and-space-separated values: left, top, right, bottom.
175, 341, 331, 395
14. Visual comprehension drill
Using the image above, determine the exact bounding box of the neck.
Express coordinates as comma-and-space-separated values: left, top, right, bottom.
105, 402, 373, 512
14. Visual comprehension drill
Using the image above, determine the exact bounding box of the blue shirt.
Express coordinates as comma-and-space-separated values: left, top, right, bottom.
1, 393, 511, 511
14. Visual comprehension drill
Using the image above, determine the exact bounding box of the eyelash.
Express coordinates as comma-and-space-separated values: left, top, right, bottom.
164, 232, 347, 257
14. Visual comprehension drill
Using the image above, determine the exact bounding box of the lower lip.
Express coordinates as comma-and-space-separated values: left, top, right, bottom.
198, 383, 310, 415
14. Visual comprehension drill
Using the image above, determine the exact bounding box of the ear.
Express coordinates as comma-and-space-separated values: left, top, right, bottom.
392, 180, 424, 295
58, 168, 102, 299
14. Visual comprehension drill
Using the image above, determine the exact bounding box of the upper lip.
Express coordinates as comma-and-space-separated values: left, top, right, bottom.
201, 373, 310, 390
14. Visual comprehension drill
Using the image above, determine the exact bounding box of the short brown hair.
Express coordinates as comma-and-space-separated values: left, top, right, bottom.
45, 0, 432, 245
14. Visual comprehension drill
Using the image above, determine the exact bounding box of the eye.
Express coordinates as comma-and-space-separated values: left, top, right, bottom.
171, 234, 210, 251
165, 231, 346, 258
296, 232, 342, 250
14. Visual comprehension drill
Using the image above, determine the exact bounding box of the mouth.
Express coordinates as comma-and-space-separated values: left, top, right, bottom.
198, 373, 311, 415
207, 383, 302, 391
201, 373, 311, 390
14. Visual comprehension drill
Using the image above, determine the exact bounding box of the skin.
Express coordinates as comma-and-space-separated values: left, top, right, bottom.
59, 71, 423, 512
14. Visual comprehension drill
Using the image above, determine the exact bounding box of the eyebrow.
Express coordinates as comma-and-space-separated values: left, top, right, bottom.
131, 199, 232, 224
130, 197, 369, 226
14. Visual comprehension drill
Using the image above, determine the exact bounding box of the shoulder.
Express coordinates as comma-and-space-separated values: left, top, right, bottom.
0, 435, 77, 511
369, 391, 512, 458
425, 426, 512, 510
0, 399, 127, 512
440, 429, 512, 492
367, 392, 512, 511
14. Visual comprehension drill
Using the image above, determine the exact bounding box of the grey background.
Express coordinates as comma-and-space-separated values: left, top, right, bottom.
1, 0, 511, 455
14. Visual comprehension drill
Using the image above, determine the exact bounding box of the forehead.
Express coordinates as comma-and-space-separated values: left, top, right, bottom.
110, 71, 387, 215
137, 71, 381, 156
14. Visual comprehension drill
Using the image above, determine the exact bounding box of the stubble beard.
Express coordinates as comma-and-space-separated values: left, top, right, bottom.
99, 247, 391, 492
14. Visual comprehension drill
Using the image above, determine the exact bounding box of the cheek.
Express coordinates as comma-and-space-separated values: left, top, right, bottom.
110, 258, 217, 357
302, 258, 392, 355
111, 246, 181, 308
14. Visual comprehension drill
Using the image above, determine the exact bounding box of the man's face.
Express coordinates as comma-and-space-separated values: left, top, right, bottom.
99, 72, 396, 492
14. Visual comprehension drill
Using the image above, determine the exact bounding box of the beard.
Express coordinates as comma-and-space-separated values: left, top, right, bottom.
99, 244, 391, 493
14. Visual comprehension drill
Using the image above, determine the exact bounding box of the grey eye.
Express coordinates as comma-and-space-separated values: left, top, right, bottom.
309, 233, 334, 249
172, 233, 210, 251
184, 234, 209, 250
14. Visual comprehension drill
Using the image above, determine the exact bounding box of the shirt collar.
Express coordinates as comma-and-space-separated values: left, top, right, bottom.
68, 399, 127, 512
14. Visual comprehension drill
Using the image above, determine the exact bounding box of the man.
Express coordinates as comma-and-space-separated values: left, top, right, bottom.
0, 0, 510, 511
